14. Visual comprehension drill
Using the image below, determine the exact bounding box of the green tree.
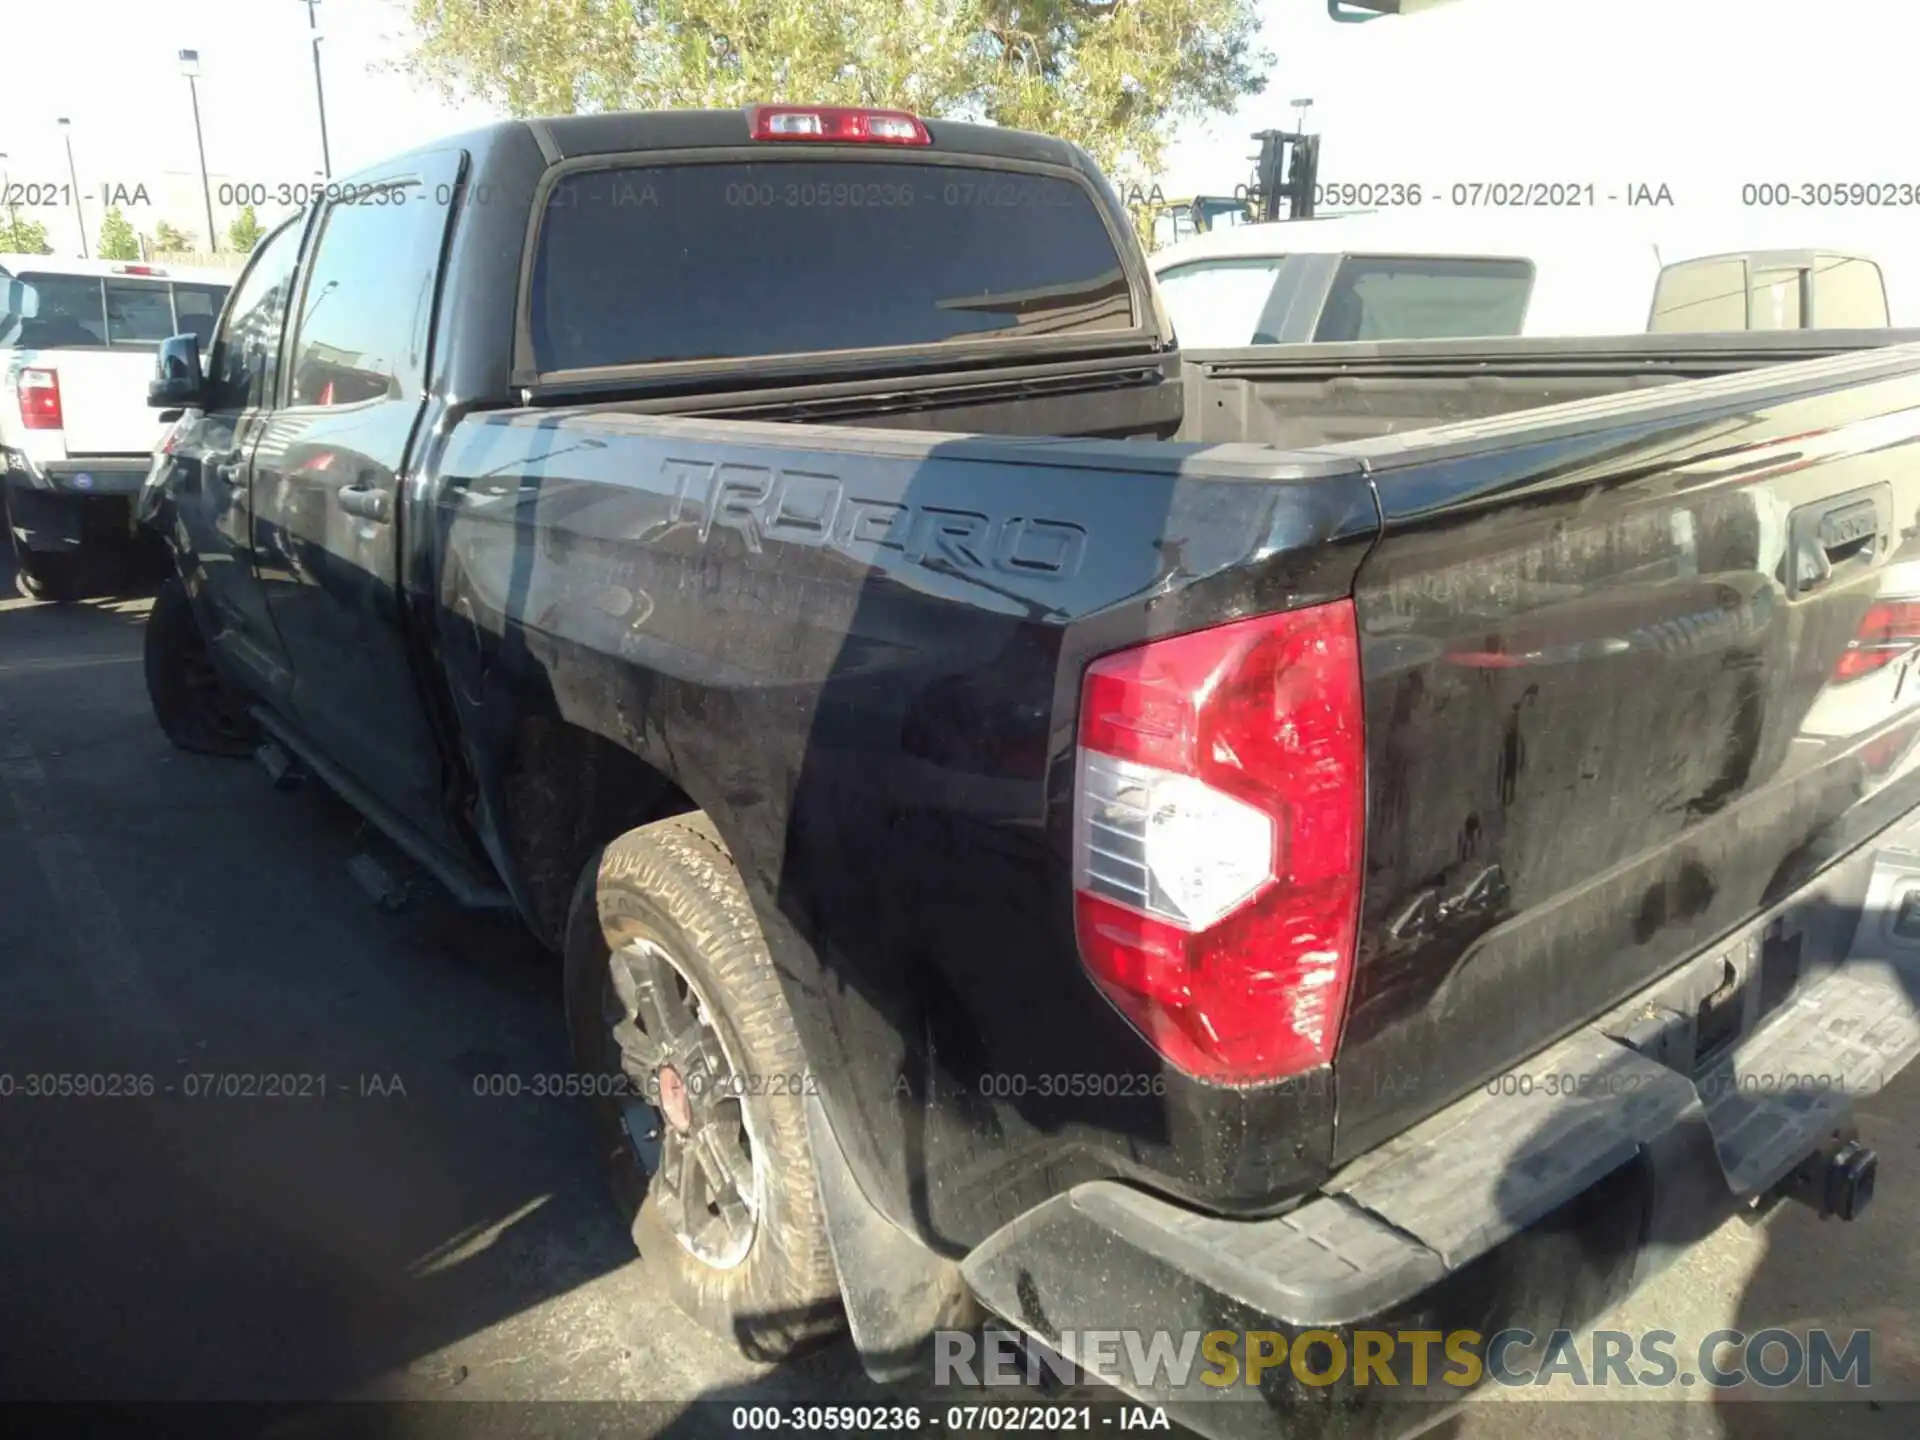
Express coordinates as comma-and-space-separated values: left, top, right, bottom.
228, 205, 264, 254
399, 0, 1270, 196
0, 213, 54, 255
153, 220, 197, 253
98, 206, 141, 260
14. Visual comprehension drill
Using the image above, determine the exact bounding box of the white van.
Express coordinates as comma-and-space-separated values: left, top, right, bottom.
1150, 213, 1897, 350
1, 256, 233, 598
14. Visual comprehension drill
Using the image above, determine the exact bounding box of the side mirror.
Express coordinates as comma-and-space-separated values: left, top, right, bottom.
148, 333, 208, 410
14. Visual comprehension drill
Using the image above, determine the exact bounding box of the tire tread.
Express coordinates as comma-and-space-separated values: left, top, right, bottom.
571, 814, 842, 1359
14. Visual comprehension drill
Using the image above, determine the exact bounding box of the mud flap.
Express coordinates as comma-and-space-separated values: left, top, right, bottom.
804, 1092, 981, 1381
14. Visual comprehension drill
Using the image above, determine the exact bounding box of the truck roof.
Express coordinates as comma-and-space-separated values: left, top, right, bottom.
1150, 209, 1905, 276
336, 104, 1159, 407
0, 255, 237, 284
1150, 213, 1665, 271
375, 107, 1108, 184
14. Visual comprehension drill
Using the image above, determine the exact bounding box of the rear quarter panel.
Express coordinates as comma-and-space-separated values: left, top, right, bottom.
427, 408, 1379, 1248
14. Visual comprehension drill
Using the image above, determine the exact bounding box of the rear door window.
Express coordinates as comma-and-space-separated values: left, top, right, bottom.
528, 161, 1134, 373
1154, 257, 1290, 347
1312, 256, 1535, 342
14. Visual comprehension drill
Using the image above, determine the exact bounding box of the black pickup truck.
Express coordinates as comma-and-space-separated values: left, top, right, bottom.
139, 106, 1920, 1434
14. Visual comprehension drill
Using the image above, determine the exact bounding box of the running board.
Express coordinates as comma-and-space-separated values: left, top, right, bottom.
248, 706, 515, 912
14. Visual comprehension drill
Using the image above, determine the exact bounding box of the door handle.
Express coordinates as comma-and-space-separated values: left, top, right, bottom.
339, 484, 392, 524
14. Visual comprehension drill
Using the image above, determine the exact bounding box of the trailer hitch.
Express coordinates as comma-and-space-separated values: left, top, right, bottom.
1776, 1130, 1878, 1222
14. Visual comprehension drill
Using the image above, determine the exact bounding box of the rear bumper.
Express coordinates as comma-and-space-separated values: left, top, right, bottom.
4, 459, 150, 553
962, 807, 1920, 1438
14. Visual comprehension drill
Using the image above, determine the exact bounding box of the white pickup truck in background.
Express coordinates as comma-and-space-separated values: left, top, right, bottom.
1151, 212, 1902, 347
1, 257, 233, 600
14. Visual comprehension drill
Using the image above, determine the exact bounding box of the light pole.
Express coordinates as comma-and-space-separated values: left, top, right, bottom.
297, 0, 333, 179
56, 120, 87, 258
0, 151, 14, 243
178, 50, 218, 254
1290, 97, 1315, 133
300, 278, 338, 333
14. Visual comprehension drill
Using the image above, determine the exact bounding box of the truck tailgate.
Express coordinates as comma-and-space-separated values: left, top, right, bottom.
31, 349, 167, 455
1337, 342, 1920, 1158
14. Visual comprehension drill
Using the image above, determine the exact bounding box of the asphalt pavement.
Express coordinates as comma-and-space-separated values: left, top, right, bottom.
1, 561, 1916, 1439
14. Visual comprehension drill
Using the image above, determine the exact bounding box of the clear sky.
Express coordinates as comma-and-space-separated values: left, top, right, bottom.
1167, 0, 1920, 212
0, 0, 494, 251
3, 0, 1918, 255
0, 1, 489, 187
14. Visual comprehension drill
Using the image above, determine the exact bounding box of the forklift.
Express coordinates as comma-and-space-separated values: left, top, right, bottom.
1155, 125, 1322, 246
1240, 126, 1321, 222
1142, 0, 1455, 244
1145, 194, 1259, 248
1157, 0, 1468, 240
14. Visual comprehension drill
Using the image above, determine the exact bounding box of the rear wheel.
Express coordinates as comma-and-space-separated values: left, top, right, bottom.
564, 814, 843, 1360
12, 545, 84, 603
143, 574, 258, 758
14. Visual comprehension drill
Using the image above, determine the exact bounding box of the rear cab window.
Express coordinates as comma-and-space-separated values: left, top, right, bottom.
1649, 258, 1748, 332
1812, 256, 1889, 328
527, 159, 1135, 375
4, 272, 233, 350
10, 273, 108, 346
1312, 255, 1535, 342
104, 280, 175, 344
1650, 252, 1890, 333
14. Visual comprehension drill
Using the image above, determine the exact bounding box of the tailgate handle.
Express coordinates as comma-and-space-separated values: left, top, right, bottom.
1791, 486, 1890, 596
1817, 500, 1879, 561
339, 484, 392, 524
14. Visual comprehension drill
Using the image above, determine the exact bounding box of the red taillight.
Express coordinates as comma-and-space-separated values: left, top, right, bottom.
747, 104, 931, 146
1834, 600, 1920, 681
1862, 718, 1920, 774
1073, 600, 1366, 1087
113, 264, 165, 276
18, 368, 62, 430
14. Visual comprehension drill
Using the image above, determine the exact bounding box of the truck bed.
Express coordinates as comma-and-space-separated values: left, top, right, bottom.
565, 325, 1920, 448
1180, 327, 1920, 446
